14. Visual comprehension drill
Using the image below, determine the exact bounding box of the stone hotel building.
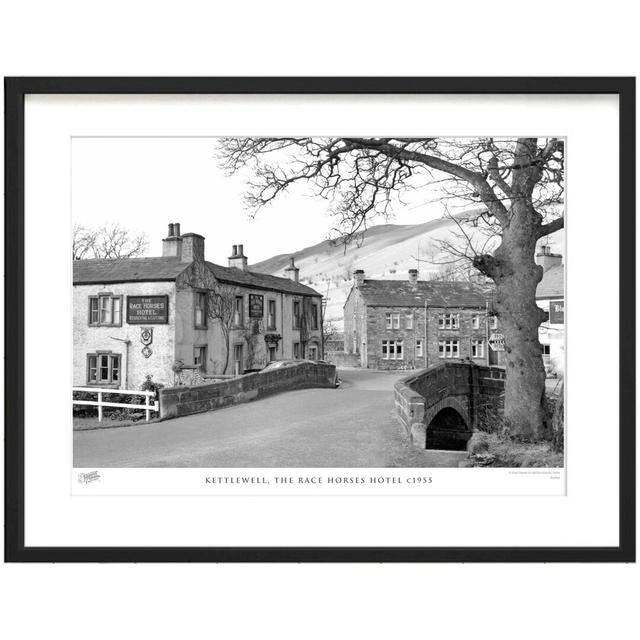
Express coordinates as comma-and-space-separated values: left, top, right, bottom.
73, 223, 323, 389
343, 269, 504, 370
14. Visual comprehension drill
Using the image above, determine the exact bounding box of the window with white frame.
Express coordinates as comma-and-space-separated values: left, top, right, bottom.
405, 313, 413, 329
438, 313, 459, 330
234, 295, 244, 326
194, 345, 207, 371
541, 344, 551, 356
489, 315, 498, 330
87, 352, 121, 385
385, 312, 400, 329
382, 340, 403, 360
438, 339, 460, 359
416, 339, 423, 357
267, 299, 277, 329
89, 294, 122, 327
471, 339, 485, 358
472, 314, 481, 330
194, 291, 207, 328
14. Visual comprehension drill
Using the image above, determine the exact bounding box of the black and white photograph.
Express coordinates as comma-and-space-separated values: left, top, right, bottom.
71, 135, 565, 471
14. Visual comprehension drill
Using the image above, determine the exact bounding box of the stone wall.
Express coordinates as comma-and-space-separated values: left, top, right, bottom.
394, 362, 506, 448
159, 361, 337, 419
324, 351, 361, 367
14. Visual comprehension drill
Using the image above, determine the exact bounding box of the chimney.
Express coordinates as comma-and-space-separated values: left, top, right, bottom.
162, 221, 182, 258
181, 232, 205, 263
408, 268, 419, 284
353, 269, 365, 287
285, 256, 300, 282
535, 245, 562, 272
228, 243, 248, 271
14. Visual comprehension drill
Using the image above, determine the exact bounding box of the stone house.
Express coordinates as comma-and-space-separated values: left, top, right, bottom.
343, 269, 504, 370
73, 223, 323, 389
535, 245, 564, 376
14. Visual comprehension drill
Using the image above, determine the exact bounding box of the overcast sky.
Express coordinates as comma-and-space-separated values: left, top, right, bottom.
71, 137, 446, 264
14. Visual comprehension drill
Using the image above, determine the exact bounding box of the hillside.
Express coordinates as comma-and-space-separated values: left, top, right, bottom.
250, 213, 564, 329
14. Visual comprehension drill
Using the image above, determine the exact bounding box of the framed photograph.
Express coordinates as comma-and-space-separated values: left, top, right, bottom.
4, 77, 635, 562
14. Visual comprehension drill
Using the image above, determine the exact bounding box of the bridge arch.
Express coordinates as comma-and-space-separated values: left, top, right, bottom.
394, 362, 506, 450
426, 403, 472, 451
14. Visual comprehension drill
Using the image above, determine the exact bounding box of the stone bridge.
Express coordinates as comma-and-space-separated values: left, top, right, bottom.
394, 362, 506, 450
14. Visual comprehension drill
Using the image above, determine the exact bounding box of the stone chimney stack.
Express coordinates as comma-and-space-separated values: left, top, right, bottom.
535, 245, 563, 272
162, 221, 183, 258
228, 243, 248, 271
408, 268, 419, 284
353, 269, 365, 287
181, 232, 205, 263
285, 256, 300, 282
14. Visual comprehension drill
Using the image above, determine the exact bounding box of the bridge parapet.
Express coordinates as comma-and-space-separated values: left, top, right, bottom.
394, 362, 506, 449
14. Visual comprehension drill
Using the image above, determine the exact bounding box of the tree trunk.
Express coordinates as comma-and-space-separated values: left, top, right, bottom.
221, 328, 230, 374
481, 202, 547, 440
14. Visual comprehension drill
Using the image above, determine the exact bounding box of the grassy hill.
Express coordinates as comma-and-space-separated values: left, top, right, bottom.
250, 212, 564, 329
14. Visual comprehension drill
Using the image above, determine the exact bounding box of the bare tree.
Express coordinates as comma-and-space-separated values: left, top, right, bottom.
218, 137, 564, 440
73, 223, 148, 259
206, 283, 237, 374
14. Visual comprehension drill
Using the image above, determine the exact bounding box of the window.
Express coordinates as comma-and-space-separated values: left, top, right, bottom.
293, 300, 301, 329
234, 295, 244, 326
471, 339, 485, 358
89, 295, 122, 327
194, 345, 207, 371
405, 313, 413, 329
311, 303, 319, 330
293, 342, 301, 359
489, 315, 498, 330
472, 314, 480, 330
541, 344, 551, 356
308, 344, 318, 360
416, 339, 423, 357
267, 299, 277, 329
233, 344, 244, 375
194, 292, 207, 328
382, 340, 403, 360
438, 313, 459, 330
438, 339, 460, 359
87, 353, 120, 385
385, 312, 400, 329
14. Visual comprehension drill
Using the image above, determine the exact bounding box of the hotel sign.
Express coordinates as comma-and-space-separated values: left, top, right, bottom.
549, 299, 564, 325
126, 295, 169, 324
249, 294, 264, 318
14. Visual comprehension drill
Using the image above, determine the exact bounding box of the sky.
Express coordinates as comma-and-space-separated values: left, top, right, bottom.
71, 137, 446, 264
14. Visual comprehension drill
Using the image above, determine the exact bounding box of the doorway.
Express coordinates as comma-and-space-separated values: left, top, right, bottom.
233, 344, 243, 375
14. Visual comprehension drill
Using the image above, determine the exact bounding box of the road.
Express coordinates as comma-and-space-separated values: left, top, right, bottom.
73, 367, 467, 468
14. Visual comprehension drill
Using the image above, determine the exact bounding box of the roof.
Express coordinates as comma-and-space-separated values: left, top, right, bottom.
206, 262, 321, 296
73, 256, 322, 296
536, 264, 564, 298
73, 257, 190, 284
355, 280, 492, 308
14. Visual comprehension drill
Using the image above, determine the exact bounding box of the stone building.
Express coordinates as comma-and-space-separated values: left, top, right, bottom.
73, 223, 323, 389
535, 245, 564, 376
343, 269, 504, 370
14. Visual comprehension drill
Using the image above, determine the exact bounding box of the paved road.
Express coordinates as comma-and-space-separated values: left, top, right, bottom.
73, 368, 467, 468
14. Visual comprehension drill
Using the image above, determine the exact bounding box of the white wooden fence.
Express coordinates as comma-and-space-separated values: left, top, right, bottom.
72, 387, 159, 422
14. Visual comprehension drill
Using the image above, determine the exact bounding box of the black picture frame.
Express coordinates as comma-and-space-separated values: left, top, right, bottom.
4, 77, 635, 563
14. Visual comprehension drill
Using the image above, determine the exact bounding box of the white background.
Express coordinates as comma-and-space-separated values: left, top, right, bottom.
1, 2, 638, 640
27, 94, 600, 548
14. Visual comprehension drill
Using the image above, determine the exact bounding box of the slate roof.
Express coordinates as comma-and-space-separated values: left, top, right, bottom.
205, 262, 321, 296
536, 264, 564, 298
73, 257, 189, 284
73, 257, 321, 296
355, 280, 492, 308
